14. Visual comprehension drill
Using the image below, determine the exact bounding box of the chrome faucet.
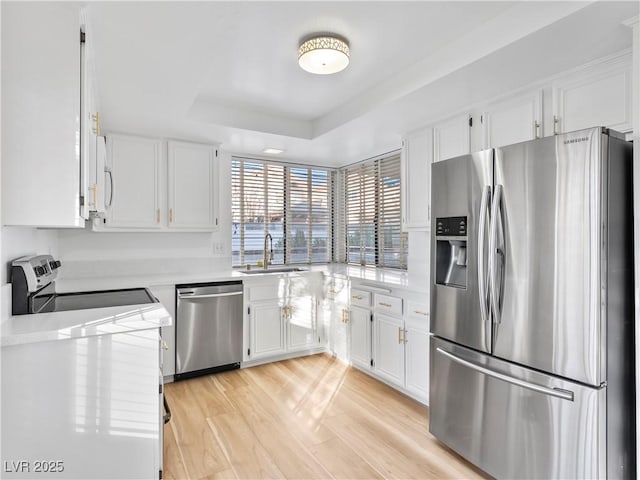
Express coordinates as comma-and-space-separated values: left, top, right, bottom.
263, 233, 273, 270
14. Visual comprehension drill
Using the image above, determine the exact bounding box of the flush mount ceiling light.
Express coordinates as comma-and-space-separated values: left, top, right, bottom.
298, 34, 350, 75
262, 148, 284, 155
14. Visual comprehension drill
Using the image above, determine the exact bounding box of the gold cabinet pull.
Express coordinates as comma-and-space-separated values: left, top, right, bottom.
157, 209, 160, 223
91, 183, 97, 208
413, 310, 428, 316
351, 295, 363, 300
169, 208, 173, 223
379, 302, 392, 308
403, 329, 408, 344
92, 112, 101, 135
398, 327, 403, 344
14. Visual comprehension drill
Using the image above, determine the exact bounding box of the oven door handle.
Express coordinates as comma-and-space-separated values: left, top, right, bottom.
163, 394, 171, 424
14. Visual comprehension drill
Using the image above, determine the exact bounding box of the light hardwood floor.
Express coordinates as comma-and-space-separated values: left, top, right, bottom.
163, 353, 488, 480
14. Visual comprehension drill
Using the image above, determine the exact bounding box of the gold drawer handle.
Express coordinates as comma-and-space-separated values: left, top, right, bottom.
352, 295, 363, 300
413, 310, 428, 316
379, 302, 392, 308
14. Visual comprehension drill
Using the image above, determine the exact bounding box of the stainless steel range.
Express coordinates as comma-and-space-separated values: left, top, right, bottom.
11, 254, 157, 315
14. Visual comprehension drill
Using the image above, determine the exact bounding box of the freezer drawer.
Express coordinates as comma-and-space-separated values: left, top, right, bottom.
429, 336, 618, 480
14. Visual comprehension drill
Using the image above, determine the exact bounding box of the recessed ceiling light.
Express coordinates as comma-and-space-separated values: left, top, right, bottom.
263, 148, 284, 155
298, 34, 350, 75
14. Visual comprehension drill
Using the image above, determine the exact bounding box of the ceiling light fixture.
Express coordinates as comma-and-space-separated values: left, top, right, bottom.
298, 34, 350, 75
263, 148, 284, 155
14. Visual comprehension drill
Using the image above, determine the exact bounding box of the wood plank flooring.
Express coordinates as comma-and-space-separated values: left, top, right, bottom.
163, 353, 488, 480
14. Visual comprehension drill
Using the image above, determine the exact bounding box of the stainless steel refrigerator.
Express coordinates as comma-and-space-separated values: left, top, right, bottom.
429, 127, 635, 479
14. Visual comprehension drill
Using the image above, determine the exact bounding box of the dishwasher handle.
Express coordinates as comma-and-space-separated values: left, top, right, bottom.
178, 291, 243, 300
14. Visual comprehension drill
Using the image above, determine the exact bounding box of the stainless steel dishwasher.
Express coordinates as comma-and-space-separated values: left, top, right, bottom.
175, 281, 243, 380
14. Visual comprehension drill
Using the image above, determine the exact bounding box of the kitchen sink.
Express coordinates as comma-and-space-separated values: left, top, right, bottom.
239, 267, 308, 275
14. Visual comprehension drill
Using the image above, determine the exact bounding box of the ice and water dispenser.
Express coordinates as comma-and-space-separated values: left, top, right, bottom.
435, 216, 468, 289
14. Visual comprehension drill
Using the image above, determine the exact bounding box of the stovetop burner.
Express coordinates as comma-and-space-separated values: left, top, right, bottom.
11, 255, 157, 315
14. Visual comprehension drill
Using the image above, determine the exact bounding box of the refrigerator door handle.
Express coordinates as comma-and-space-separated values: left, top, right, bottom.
489, 184, 504, 324
435, 347, 575, 401
477, 185, 491, 324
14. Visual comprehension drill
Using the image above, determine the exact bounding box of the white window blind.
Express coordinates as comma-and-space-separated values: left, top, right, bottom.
342, 153, 407, 269
232, 158, 333, 266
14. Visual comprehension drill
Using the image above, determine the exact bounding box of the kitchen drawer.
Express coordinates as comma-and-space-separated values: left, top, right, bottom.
246, 283, 282, 302
405, 300, 429, 331
406, 300, 429, 320
374, 293, 402, 317
350, 288, 371, 308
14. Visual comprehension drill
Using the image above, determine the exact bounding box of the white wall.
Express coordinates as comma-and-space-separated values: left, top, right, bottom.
1, 227, 59, 285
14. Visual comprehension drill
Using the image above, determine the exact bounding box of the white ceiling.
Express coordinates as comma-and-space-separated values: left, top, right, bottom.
90, 1, 639, 166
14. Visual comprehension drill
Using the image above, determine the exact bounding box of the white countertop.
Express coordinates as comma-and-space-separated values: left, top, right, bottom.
1, 303, 171, 347
54, 263, 428, 294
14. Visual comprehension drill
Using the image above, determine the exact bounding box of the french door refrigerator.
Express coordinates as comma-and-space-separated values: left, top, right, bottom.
429, 127, 635, 479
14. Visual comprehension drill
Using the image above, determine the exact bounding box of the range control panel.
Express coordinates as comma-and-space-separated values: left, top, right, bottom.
435, 216, 467, 237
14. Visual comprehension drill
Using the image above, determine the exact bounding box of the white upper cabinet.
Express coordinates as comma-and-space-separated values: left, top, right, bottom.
432, 113, 471, 163
96, 137, 220, 231
103, 134, 164, 229
167, 141, 218, 230
552, 53, 633, 135
401, 128, 432, 231
482, 89, 543, 148
2, 3, 87, 227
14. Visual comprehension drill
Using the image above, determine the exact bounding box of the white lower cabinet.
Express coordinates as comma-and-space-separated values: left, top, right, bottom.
325, 275, 350, 362
148, 284, 176, 378
403, 302, 430, 400
374, 312, 405, 385
362, 292, 430, 404
250, 300, 286, 359
350, 305, 372, 369
288, 294, 317, 352
1, 328, 162, 479
244, 273, 322, 363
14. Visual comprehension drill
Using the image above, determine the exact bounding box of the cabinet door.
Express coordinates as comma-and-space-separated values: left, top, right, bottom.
401, 128, 432, 231
148, 285, 176, 378
249, 301, 285, 359
432, 113, 470, 163
287, 295, 317, 352
2, 3, 85, 227
350, 306, 372, 369
373, 313, 405, 386
404, 313, 429, 402
327, 277, 350, 362
552, 54, 632, 134
105, 135, 163, 228
482, 90, 543, 148
167, 141, 218, 230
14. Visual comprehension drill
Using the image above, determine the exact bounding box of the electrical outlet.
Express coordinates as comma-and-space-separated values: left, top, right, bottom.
212, 242, 224, 254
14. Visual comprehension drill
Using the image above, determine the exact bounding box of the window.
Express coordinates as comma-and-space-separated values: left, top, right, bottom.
341, 153, 407, 269
232, 158, 333, 266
